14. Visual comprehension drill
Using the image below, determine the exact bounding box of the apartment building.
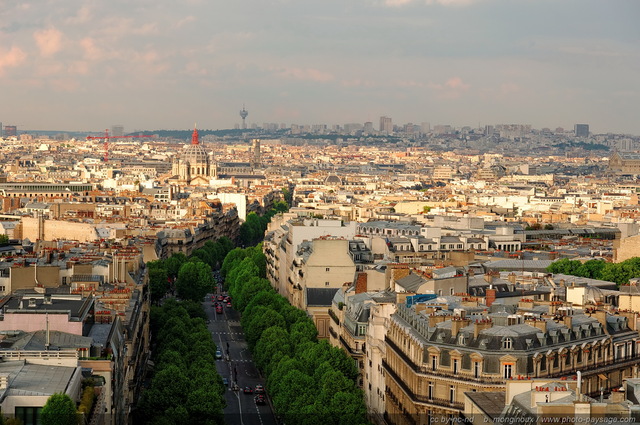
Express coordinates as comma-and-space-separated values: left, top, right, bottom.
383, 299, 640, 424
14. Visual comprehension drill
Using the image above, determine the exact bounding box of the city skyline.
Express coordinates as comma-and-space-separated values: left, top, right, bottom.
0, 0, 638, 134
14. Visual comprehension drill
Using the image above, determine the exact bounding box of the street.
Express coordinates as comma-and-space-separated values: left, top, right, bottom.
204, 291, 278, 425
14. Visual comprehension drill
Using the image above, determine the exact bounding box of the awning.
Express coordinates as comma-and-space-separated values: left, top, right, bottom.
598, 374, 608, 380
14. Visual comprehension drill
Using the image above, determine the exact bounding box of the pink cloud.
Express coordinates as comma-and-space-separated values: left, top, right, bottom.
444, 77, 470, 90
276, 67, 333, 82
428, 76, 471, 99
0, 46, 27, 74
34, 28, 63, 57
80, 38, 102, 60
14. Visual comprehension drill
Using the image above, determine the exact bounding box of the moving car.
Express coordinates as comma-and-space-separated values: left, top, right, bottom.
216, 305, 223, 314
222, 377, 228, 386
254, 384, 265, 394
215, 349, 222, 359
254, 394, 266, 405
243, 386, 253, 394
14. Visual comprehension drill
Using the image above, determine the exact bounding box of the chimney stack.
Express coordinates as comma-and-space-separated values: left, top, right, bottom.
485, 287, 497, 307
473, 318, 493, 338
451, 316, 471, 336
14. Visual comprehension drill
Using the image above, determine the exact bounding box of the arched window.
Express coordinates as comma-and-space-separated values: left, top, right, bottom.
502, 338, 513, 350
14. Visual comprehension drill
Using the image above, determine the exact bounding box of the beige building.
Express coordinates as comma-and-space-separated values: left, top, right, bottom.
383, 299, 640, 424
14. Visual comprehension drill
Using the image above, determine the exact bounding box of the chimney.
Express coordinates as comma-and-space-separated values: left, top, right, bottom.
355, 273, 367, 294
563, 315, 572, 330
548, 302, 560, 315
451, 316, 471, 336
484, 273, 494, 283
429, 314, 448, 327
485, 287, 497, 307
594, 310, 609, 333
526, 318, 548, 333
474, 318, 493, 338
508, 273, 517, 284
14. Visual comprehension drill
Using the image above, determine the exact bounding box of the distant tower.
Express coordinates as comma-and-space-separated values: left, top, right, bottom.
252, 139, 261, 167
240, 105, 248, 130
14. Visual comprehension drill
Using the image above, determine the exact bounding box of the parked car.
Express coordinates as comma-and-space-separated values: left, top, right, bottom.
243, 386, 253, 394
254, 384, 265, 394
215, 349, 222, 359
254, 394, 266, 405
222, 377, 228, 386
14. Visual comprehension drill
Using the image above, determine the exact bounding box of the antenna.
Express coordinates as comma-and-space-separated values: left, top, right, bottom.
239, 105, 248, 130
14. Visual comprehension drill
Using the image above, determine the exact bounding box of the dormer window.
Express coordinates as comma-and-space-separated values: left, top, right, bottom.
458, 334, 466, 345
503, 338, 513, 350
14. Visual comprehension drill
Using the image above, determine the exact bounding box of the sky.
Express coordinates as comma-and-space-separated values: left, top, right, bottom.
0, 0, 639, 135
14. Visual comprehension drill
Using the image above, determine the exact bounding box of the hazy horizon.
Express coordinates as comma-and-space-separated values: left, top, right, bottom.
1, 0, 638, 135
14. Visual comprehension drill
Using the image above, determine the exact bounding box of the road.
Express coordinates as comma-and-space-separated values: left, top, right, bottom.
204, 291, 278, 425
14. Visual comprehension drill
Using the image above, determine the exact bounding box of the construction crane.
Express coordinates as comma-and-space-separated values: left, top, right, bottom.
86, 129, 153, 162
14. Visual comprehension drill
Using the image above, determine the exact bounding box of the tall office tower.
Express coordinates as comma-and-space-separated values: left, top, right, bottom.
484, 125, 495, 136
379, 116, 392, 133
574, 124, 589, 137
240, 106, 248, 129
363, 122, 374, 133
4, 126, 17, 137
252, 139, 261, 166
111, 125, 124, 138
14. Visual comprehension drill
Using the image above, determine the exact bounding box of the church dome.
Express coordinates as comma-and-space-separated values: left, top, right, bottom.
324, 174, 342, 185
182, 143, 208, 165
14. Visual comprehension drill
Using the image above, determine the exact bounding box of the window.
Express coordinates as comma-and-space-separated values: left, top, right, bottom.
438, 290, 443, 296
431, 355, 438, 371
428, 382, 434, 399
502, 338, 512, 349
326, 267, 330, 272
453, 359, 459, 374
358, 325, 367, 336
540, 357, 547, 371
15, 407, 42, 425
325, 281, 330, 286
457, 244, 463, 249
503, 364, 513, 379
474, 361, 480, 378
449, 385, 455, 403
450, 288, 455, 295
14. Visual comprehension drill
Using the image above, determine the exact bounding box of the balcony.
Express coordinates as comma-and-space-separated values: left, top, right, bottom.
385, 337, 506, 385
328, 308, 340, 325
383, 359, 464, 411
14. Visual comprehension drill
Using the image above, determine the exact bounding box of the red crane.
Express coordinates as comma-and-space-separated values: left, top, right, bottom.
86, 129, 154, 162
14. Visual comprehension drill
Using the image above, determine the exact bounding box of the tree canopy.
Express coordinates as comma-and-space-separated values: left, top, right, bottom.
41, 393, 78, 425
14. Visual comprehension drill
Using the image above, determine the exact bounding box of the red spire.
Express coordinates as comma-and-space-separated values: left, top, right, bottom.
191, 124, 199, 145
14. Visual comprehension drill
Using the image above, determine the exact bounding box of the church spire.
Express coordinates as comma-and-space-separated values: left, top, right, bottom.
191, 123, 199, 145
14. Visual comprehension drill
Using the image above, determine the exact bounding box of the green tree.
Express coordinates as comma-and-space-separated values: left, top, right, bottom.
148, 267, 169, 304
165, 253, 187, 279
575, 259, 606, 279
0, 235, 8, 246
547, 258, 582, 275
41, 393, 78, 425
254, 326, 292, 372
176, 262, 214, 302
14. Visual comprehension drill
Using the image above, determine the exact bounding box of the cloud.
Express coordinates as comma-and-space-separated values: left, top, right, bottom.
0, 46, 27, 74
444, 77, 470, 90
429, 76, 470, 99
275, 67, 333, 82
34, 27, 63, 57
174, 16, 197, 29
80, 38, 102, 60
